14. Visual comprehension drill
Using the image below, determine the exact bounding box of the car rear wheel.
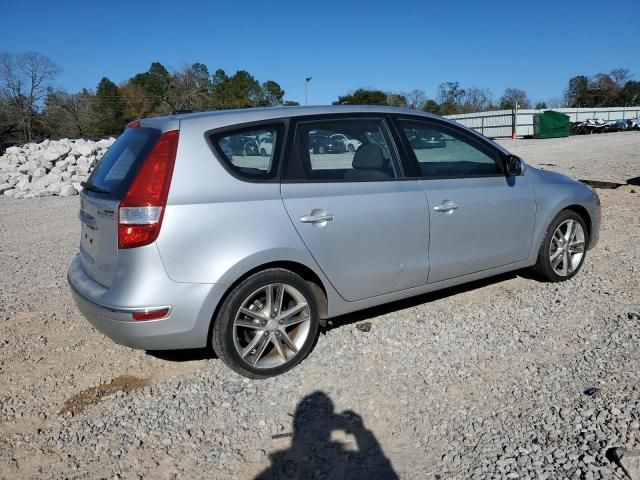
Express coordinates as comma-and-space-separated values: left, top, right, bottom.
318, 145, 326, 154
534, 210, 588, 282
260, 148, 267, 157
211, 269, 319, 378
347, 144, 355, 152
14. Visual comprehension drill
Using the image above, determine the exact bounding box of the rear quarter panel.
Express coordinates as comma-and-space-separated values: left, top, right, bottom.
155, 118, 328, 288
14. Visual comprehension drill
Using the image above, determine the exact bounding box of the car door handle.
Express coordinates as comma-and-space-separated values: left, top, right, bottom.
433, 203, 460, 212
300, 213, 334, 223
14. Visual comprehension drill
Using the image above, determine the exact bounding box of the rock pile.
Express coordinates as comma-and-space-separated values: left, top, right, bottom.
0, 137, 116, 198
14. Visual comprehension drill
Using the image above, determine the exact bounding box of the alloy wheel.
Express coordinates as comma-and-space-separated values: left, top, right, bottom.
232, 283, 311, 369
549, 219, 585, 276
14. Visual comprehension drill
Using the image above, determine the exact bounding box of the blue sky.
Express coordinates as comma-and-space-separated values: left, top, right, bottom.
1, 0, 638, 105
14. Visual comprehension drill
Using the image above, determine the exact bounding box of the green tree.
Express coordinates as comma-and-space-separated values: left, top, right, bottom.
535, 101, 547, 109
92, 77, 124, 136
211, 70, 262, 109
260, 80, 285, 106
566, 75, 590, 107
386, 92, 408, 107
620, 81, 640, 106
334, 88, 388, 105
130, 62, 171, 111
422, 99, 440, 114
283, 100, 300, 106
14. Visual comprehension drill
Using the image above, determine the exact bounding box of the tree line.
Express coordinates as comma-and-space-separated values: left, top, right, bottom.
334, 84, 535, 114
1, 51, 638, 143
334, 68, 640, 115
0, 52, 297, 142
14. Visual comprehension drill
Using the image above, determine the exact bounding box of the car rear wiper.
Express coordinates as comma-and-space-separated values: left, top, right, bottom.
80, 181, 110, 194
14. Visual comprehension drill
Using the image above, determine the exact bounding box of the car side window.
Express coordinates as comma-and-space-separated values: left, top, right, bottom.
397, 119, 503, 178
211, 126, 279, 179
284, 118, 399, 182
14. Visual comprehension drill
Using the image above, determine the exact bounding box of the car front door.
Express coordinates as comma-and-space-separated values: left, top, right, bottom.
394, 117, 536, 284
280, 116, 429, 301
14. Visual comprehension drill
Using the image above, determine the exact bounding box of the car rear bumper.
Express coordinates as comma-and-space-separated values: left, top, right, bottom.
67, 254, 223, 350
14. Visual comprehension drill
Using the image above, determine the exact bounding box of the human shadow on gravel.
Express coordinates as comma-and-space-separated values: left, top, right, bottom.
325, 270, 535, 331
255, 391, 398, 480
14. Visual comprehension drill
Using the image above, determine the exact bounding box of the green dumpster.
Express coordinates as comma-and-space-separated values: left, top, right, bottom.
533, 111, 571, 138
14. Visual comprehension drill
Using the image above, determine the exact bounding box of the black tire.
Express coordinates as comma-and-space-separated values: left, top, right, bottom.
211, 269, 320, 379
534, 210, 588, 282
260, 148, 267, 157
318, 145, 326, 154
347, 144, 355, 152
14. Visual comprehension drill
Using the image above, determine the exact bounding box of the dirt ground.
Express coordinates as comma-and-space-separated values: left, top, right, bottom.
0, 132, 639, 479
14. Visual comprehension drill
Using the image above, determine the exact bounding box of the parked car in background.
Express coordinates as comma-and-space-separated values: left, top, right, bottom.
68, 105, 600, 379
309, 133, 347, 154
604, 120, 627, 132
227, 135, 259, 156
258, 137, 273, 156
404, 128, 446, 149
571, 119, 607, 135
627, 119, 640, 130
330, 133, 361, 152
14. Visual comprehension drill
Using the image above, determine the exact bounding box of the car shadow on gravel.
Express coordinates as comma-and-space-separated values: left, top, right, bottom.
326, 270, 537, 332
146, 348, 216, 362
255, 391, 398, 479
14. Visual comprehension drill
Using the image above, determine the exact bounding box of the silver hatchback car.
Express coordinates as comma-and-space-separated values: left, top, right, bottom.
68, 106, 600, 378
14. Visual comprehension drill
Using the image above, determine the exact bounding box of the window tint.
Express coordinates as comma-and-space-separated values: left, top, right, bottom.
398, 119, 503, 178
213, 127, 278, 178
285, 118, 398, 181
86, 127, 161, 197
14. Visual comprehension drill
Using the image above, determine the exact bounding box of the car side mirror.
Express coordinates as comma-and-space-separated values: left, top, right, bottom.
505, 154, 523, 176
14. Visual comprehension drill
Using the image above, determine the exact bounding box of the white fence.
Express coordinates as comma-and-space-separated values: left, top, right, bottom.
446, 106, 640, 138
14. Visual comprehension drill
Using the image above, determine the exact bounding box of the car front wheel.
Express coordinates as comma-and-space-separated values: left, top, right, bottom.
211, 269, 319, 378
534, 210, 588, 282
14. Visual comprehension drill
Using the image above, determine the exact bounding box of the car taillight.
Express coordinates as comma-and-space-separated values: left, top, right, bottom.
131, 308, 170, 321
118, 130, 179, 249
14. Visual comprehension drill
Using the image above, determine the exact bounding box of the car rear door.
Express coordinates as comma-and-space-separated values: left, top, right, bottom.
394, 116, 536, 284
280, 115, 429, 302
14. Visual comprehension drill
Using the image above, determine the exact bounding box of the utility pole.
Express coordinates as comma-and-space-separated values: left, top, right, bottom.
512, 100, 519, 140
305, 77, 312, 106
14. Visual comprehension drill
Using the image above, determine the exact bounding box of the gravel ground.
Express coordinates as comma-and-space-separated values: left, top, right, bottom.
497, 131, 640, 185
1, 133, 639, 479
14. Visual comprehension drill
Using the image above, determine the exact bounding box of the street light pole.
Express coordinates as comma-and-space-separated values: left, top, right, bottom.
305, 77, 312, 106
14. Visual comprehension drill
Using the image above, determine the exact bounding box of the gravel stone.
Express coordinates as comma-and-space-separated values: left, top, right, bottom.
0, 133, 639, 478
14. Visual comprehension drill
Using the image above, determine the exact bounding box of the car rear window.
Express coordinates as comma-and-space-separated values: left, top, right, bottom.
85, 127, 161, 198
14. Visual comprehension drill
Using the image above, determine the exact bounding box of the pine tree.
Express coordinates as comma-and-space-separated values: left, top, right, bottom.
92, 77, 124, 136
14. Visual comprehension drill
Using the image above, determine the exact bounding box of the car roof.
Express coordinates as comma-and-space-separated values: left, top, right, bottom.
140, 105, 441, 132
137, 105, 511, 156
